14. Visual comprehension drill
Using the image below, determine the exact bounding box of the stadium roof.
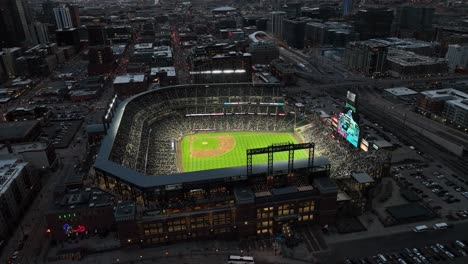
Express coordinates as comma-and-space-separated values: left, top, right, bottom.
95, 84, 329, 189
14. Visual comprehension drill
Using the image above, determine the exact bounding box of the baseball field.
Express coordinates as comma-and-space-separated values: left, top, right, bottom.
179, 131, 308, 172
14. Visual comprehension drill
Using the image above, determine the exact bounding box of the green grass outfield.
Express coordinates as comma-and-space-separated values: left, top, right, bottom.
180, 132, 308, 172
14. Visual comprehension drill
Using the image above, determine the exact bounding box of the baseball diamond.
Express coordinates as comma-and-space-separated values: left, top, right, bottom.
179, 132, 308, 172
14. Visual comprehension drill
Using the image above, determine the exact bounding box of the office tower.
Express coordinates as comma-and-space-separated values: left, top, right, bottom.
393, 6, 434, 39
66, 4, 80, 28
87, 24, 108, 46
0, 0, 32, 47
344, 40, 388, 75
53, 6, 73, 30
30, 22, 50, 45
280, 2, 303, 18
269, 11, 286, 39
355, 8, 394, 40
42, 0, 59, 24
445, 44, 468, 72
282, 19, 306, 49
306, 21, 357, 47
343, 0, 354, 16
87, 23, 112, 75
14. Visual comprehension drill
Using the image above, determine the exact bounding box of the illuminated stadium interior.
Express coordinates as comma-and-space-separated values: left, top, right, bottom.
106, 83, 299, 175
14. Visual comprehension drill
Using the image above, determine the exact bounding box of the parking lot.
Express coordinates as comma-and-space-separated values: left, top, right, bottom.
346, 238, 467, 264
394, 162, 468, 219
42, 120, 83, 149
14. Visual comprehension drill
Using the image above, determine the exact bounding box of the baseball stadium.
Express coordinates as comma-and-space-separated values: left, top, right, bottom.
94, 83, 338, 246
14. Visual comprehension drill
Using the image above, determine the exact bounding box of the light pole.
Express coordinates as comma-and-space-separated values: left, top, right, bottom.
144, 128, 152, 174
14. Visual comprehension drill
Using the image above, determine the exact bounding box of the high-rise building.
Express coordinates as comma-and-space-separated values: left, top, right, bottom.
53, 6, 73, 30
344, 40, 388, 75
0, 48, 21, 80
55, 28, 80, 48
247, 41, 279, 65
269, 11, 286, 39
355, 8, 394, 40
87, 46, 114, 75
41, 0, 59, 24
0, 159, 38, 241
445, 44, 468, 72
0, 0, 32, 47
282, 18, 307, 49
419, 89, 468, 130
30, 22, 50, 45
305, 21, 358, 47
393, 6, 434, 35
87, 24, 108, 46
343, 0, 354, 16
66, 4, 80, 28
279, 2, 303, 18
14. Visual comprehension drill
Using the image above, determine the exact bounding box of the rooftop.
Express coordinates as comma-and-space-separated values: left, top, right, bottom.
134, 43, 153, 50
387, 48, 447, 66
49, 187, 114, 213
0, 159, 27, 194
113, 74, 146, 84
313, 177, 338, 194
151, 67, 176, 77
0, 120, 40, 142
212, 6, 236, 12
351, 172, 374, 184
0, 141, 48, 154
385, 87, 418, 97
421, 88, 468, 104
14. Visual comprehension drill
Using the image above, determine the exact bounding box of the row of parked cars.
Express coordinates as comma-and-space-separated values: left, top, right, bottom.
345, 239, 467, 264
407, 170, 463, 204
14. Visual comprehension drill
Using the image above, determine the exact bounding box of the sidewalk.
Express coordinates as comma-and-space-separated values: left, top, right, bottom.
324, 217, 468, 244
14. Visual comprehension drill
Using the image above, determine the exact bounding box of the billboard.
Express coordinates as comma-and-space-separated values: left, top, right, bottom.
337, 91, 360, 148
347, 91, 356, 103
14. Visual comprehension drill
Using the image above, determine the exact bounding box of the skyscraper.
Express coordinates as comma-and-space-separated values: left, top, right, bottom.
87, 24, 108, 46
53, 6, 73, 30
87, 23, 113, 75
66, 4, 80, 28
41, 0, 59, 24
0, 0, 32, 47
393, 6, 434, 39
30, 22, 50, 45
283, 19, 307, 49
269, 11, 286, 39
355, 8, 394, 40
343, 0, 354, 16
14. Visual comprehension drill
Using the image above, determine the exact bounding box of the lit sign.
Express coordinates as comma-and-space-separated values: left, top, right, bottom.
62, 223, 86, 234
347, 91, 356, 103
337, 109, 360, 148
223, 102, 285, 106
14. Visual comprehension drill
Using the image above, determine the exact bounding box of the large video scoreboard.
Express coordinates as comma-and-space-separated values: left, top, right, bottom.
337, 91, 360, 148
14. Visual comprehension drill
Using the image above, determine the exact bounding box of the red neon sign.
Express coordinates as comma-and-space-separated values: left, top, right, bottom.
73, 225, 86, 233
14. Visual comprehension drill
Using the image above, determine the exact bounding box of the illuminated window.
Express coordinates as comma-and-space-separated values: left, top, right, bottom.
299, 201, 315, 213
257, 228, 272, 235
257, 207, 274, 219
278, 204, 294, 216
